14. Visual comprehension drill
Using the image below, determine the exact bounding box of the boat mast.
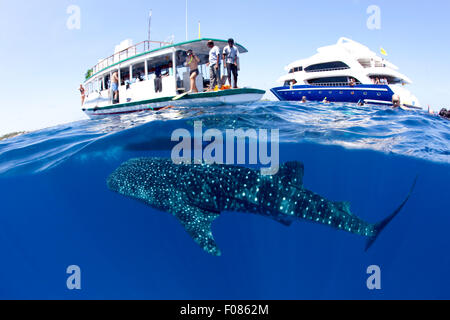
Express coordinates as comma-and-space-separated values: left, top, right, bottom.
148, 10, 152, 50
185, 0, 188, 41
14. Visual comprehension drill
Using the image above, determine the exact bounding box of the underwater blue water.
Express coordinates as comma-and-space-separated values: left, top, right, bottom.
0, 102, 449, 299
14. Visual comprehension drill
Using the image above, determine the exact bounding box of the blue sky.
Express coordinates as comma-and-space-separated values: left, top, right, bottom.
0, 0, 449, 134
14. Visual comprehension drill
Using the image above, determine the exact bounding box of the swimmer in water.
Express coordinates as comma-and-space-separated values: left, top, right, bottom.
439, 108, 450, 120
392, 94, 401, 108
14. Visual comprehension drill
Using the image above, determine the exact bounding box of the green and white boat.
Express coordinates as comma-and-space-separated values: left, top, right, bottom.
81, 38, 265, 119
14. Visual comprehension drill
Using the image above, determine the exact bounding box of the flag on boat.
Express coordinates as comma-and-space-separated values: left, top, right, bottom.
380, 47, 388, 56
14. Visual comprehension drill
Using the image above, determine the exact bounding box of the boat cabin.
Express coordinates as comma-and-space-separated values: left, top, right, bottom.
82, 39, 248, 109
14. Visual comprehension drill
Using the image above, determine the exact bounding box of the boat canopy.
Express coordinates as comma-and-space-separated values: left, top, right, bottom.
173, 38, 248, 55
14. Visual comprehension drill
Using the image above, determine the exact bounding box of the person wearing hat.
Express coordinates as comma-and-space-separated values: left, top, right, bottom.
185, 49, 201, 93
206, 40, 221, 91
223, 38, 240, 88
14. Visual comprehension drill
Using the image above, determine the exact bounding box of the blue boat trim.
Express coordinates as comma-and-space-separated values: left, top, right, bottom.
271, 85, 395, 104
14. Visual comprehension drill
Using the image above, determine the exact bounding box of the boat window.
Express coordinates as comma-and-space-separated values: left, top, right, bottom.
304, 61, 350, 73
289, 67, 303, 73
132, 62, 146, 82
147, 59, 174, 79
307, 76, 361, 86
369, 75, 403, 85
284, 79, 297, 86
120, 67, 130, 86
103, 74, 110, 90
359, 59, 387, 68
99, 76, 105, 91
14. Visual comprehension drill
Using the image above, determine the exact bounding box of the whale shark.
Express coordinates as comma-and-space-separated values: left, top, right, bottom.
107, 158, 416, 256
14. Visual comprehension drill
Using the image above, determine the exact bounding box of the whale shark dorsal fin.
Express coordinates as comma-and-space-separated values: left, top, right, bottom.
174, 205, 222, 256
276, 161, 305, 187
335, 201, 352, 214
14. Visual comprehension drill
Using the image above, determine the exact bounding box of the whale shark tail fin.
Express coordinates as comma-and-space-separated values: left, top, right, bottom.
365, 177, 418, 252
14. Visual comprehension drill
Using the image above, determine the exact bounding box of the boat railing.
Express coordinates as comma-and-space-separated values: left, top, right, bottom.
363, 64, 388, 69
90, 40, 174, 77
305, 67, 350, 73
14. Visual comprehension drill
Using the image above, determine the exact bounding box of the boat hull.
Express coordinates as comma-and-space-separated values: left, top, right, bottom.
82, 88, 265, 119
271, 84, 396, 105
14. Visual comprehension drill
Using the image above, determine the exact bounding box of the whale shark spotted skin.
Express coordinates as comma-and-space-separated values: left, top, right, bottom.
107, 158, 416, 256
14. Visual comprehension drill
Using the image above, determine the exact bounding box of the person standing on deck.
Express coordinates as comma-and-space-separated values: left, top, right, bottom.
207, 40, 221, 91
79, 84, 86, 106
154, 66, 163, 93
223, 38, 239, 88
185, 50, 201, 93
112, 71, 119, 103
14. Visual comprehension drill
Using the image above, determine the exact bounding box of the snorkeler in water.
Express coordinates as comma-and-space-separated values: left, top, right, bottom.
439, 108, 450, 120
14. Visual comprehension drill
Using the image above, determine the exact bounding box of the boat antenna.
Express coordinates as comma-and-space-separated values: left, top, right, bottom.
148, 10, 152, 49
185, 0, 188, 41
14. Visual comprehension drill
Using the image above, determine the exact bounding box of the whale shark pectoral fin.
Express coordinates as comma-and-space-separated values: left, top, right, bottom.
276, 161, 305, 187
175, 205, 222, 257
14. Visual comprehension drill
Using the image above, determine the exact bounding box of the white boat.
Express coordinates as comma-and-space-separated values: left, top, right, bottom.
271, 37, 421, 108
81, 38, 265, 118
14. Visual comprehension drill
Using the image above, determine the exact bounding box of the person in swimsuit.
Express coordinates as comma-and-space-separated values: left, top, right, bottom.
185, 49, 201, 93
79, 84, 85, 106
112, 71, 119, 103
